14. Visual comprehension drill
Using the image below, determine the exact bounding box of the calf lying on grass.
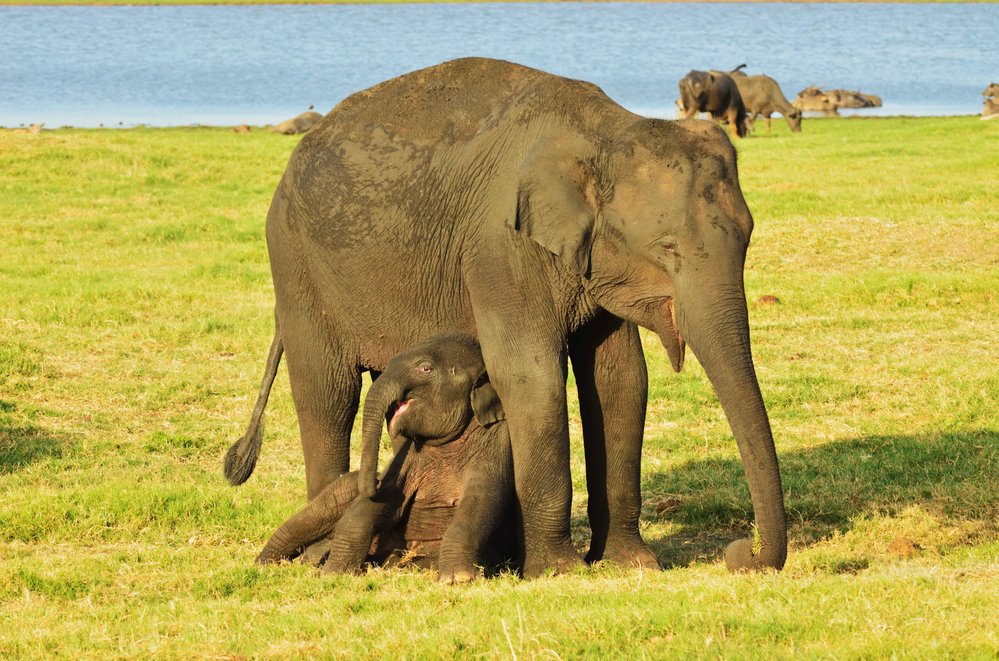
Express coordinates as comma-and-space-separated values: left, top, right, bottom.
256, 333, 517, 584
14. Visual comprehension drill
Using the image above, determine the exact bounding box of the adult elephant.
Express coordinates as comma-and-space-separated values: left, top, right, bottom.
225, 57, 787, 576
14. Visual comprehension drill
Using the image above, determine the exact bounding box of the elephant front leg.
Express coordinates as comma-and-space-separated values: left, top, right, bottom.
485, 358, 582, 578
570, 316, 660, 570
466, 251, 583, 578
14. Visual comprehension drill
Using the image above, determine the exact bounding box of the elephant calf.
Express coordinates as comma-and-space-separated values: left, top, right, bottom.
256, 333, 516, 583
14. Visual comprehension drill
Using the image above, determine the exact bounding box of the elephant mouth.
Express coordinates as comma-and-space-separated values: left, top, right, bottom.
387, 399, 412, 437
658, 298, 686, 373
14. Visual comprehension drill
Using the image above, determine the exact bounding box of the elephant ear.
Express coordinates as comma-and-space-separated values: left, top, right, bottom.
470, 372, 505, 427
508, 134, 602, 277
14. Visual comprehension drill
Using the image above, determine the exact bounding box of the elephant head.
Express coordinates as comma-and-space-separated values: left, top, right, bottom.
512, 118, 787, 571
357, 333, 504, 498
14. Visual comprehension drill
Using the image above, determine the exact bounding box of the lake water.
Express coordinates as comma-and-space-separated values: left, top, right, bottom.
1, 3, 996, 128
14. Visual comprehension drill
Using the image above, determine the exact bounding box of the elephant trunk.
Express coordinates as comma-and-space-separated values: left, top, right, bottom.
357, 373, 407, 498
255, 472, 360, 564
679, 284, 787, 571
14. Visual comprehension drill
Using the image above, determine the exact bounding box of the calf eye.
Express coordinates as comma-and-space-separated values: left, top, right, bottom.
417, 364, 433, 374
661, 242, 677, 254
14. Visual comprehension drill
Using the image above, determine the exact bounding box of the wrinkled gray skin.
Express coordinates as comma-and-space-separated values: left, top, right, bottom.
732, 74, 802, 133
225, 57, 787, 576
256, 334, 514, 584
678, 70, 750, 139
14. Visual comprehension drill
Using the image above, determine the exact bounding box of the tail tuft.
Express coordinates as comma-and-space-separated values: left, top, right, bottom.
223, 415, 264, 486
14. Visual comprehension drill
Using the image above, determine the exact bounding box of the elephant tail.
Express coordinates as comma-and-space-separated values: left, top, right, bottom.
224, 332, 283, 486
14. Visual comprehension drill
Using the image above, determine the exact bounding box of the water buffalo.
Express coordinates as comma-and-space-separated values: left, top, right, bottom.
268, 110, 323, 135
831, 89, 882, 109
732, 73, 802, 132
792, 86, 838, 116
983, 83, 999, 119
678, 70, 749, 138
793, 86, 881, 116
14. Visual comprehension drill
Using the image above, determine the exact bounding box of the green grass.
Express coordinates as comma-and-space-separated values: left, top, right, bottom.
1, 116, 997, 657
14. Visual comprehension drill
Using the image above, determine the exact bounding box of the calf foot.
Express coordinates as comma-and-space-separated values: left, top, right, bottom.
299, 539, 331, 567
320, 552, 365, 576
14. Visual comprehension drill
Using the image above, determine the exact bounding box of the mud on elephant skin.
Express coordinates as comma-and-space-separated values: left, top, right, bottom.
225, 57, 787, 575
256, 333, 517, 584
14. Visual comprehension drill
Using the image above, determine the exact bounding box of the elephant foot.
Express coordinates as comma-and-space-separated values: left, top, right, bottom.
589, 536, 662, 571
438, 563, 478, 585
299, 539, 331, 567
522, 540, 583, 579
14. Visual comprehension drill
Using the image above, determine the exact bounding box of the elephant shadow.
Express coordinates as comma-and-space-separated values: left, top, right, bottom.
0, 399, 67, 475
625, 429, 997, 569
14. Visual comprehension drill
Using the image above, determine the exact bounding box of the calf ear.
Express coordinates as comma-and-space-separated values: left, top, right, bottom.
471, 373, 505, 427
508, 134, 601, 277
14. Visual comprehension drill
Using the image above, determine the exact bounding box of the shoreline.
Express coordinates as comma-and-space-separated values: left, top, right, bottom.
0, 113, 985, 131
3, 0, 997, 5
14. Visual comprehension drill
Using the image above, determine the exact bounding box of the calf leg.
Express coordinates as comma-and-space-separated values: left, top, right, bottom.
256, 472, 360, 564
438, 446, 514, 584
322, 440, 413, 574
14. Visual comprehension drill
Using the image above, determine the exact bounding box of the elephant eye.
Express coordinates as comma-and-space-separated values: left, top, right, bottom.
661, 242, 677, 254
417, 364, 433, 374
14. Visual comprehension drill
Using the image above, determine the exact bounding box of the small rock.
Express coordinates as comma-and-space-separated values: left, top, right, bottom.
756, 294, 780, 305
234, 124, 251, 133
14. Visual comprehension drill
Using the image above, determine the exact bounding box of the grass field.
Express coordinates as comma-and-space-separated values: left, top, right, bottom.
1, 115, 997, 657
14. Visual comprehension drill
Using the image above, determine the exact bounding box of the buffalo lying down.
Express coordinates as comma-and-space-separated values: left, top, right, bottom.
793, 86, 882, 116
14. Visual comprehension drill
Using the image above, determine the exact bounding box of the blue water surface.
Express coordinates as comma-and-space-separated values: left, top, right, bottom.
1, 3, 996, 127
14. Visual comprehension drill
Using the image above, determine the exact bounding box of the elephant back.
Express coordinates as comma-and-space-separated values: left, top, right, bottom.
306, 58, 545, 147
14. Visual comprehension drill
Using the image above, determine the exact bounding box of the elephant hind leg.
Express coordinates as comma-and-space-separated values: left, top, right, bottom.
279, 305, 362, 500
256, 472, 361, 564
